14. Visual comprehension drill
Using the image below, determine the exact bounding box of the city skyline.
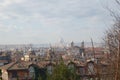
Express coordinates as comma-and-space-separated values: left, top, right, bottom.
0, 0, 115, 44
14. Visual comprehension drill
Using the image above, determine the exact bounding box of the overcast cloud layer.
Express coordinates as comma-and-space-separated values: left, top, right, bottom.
0, 0, 115, 44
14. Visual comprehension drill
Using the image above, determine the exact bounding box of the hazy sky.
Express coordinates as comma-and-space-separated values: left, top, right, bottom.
0, 0, 116, 44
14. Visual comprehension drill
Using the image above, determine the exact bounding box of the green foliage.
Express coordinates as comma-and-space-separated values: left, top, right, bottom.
47, 61, 78, 80
38, 75, 42, 80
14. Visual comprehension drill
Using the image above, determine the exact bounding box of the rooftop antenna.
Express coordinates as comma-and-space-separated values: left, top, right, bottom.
81, 41, 84, 48
59, 37, 65, 48
91, 38, 95, 60
49, 43, 52, 49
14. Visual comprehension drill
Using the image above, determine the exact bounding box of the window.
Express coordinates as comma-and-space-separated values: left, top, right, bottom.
29, 66, 35, 78
88, 63, 95, 75
79, 67, 85, 75
47, 65, 53, 74
12, 71, 18, 78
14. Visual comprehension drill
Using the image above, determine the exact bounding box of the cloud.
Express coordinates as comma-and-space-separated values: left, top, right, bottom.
0, 0, 25, 7
0, 0, 113, 44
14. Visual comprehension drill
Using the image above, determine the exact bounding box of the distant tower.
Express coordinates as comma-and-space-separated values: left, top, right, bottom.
80, 41, 85, 58
28, 48, 36, 56
81, 41, 84, 48
47, 48, 55, 61
59, 38, 64, 44
24, 48, 36, 61
59, 38, 65, 48
71, 41, 74, 48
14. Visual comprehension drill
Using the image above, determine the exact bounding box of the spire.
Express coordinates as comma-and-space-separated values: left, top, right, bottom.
81, 41, 84, 48
59, 38, 64, 44
71, 41, 74, 48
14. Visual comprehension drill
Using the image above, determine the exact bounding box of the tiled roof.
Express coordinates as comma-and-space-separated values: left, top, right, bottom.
0, 61, 32, 70
37, 61, 50, 68
8, 61, 32, 70
0, 60, 8, 63
0, 62, 16, 70
0, 61, 56, 70
67, 60, 85, 67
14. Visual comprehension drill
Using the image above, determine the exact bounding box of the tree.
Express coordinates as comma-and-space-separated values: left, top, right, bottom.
104, 0, 120, 80
47, 60, 78, 80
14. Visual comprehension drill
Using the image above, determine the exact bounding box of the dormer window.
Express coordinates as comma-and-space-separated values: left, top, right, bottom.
47, 65, 53, 74
79, 67, 85, 75
87, 62, 95, 75
29, 66, 35, 78
12, 71, 17, 78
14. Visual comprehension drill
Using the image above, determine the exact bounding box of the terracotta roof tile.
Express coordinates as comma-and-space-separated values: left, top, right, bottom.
0, 61, 56, 70
0, 62, 16, 70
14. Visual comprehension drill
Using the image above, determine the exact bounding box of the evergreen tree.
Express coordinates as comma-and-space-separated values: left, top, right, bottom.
47, 60, 78, 80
